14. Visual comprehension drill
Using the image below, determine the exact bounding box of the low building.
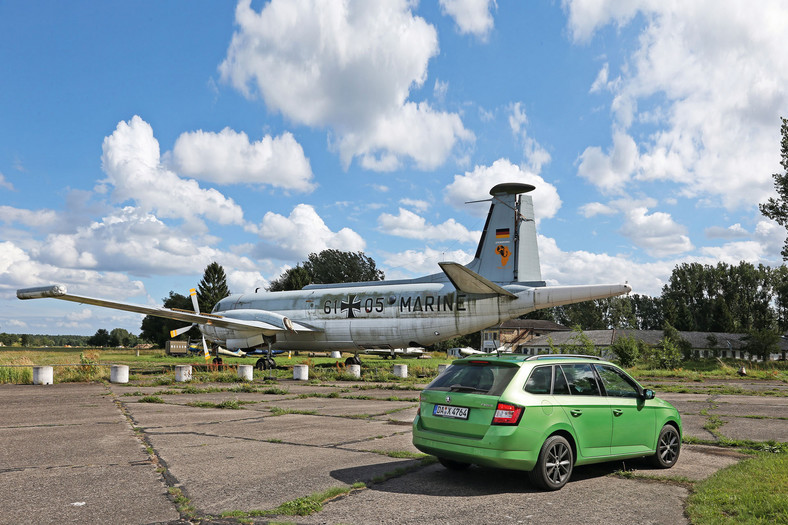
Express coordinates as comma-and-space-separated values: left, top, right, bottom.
519, 329, 787, 361
480, 319, 569, 352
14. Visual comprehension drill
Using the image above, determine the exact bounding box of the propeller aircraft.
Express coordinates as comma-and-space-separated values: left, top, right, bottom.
17, 183, 631, 369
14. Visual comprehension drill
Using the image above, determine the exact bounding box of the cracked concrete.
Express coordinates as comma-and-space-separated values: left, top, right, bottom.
0, 378, 785, 524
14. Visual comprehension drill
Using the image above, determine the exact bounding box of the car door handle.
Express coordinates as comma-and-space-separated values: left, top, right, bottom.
570, 409, 582, 417
613, 409, 623, 417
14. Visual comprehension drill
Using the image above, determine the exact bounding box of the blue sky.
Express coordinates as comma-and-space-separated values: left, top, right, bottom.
2, 0, 788, 335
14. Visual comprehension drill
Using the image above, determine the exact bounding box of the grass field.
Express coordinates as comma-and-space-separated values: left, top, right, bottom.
0, 347, 455, 384
2, 347, 787, 385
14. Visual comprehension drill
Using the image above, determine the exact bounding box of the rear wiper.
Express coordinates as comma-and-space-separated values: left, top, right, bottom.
448, 384, 488, 393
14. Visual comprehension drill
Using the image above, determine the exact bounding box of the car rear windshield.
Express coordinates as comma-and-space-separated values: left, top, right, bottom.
425, 362, 518, 396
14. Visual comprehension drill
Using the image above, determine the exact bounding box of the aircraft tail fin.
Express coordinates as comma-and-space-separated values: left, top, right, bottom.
465, 183, 543, 285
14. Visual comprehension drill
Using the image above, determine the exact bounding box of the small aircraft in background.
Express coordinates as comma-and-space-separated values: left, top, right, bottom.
364, 347, 424, 359
18, 182, 631, 370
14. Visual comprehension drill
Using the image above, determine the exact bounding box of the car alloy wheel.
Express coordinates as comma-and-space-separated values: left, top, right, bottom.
529, 435, 573, 490
652, 424, 680, 468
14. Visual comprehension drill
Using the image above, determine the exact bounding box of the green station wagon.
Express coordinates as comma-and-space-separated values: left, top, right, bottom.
412, 354, 682, 490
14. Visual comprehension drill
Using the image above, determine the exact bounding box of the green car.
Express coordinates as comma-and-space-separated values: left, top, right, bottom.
412, 354, 681, 490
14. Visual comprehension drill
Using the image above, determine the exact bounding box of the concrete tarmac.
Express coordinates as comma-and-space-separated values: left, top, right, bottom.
0, 379, 785, 524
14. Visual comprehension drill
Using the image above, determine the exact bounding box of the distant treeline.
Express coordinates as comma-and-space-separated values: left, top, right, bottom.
0, 333, 91, 348
0, 327, 141, 348
528, 261, 788, 334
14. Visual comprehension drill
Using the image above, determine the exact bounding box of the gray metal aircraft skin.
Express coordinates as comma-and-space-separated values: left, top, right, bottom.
17, 183, 631, 352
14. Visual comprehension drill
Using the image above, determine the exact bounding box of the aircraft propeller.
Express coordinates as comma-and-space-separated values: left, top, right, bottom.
168, 288, 211, 361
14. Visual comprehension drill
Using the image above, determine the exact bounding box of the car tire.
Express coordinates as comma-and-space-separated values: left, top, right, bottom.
438, 457, 471, 471
528, 435, 573, 491
650, 424, 680, 468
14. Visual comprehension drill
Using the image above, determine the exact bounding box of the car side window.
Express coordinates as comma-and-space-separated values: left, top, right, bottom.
595, 365, 640, 398
559, 364, 601, 396
524, 366, 552, 394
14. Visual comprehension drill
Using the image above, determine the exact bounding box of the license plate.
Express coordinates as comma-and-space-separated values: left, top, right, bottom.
433, 404, 469, 420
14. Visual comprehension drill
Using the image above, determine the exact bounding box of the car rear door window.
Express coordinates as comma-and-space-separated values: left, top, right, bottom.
524, 366, 552, 394
559, 364, 601, 396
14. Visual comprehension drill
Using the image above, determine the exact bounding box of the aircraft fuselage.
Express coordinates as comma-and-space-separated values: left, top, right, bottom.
203, 281, 535, 351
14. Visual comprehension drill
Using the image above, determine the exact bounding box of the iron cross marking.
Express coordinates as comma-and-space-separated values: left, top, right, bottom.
340, 295, 362, 318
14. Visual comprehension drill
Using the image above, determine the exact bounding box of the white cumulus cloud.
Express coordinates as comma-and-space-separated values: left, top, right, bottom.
170, 129, 315, 192
565, 0, 788, 209
439, 0, 496, 41
257, 204, 365, 259
378, 208, 480, 243
444, 158, 562, 222
101, 116, 245, 226
219, 0, 473, 171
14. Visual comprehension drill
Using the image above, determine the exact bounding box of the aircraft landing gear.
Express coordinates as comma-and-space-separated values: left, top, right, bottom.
345, 356, 361, 366
255, 357, 276, 370
212, 357, 223, 366
258, 337, 278, 371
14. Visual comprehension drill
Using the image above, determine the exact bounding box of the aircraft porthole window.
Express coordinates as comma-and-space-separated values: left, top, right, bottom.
388, 295, 397, 305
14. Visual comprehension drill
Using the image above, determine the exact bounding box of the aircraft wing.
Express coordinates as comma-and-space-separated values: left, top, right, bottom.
16, 285, 317, 334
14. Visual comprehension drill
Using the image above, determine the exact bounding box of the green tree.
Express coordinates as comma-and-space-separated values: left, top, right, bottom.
268, 265, 312, 291
553, 301, 606, 330
197, 262, 231, 313
630, 294, 663, 330
759, 116, 788, 258
742, 329, 781, 361
108, 328, 136, 347
87, 328, 110, 347
610, 335, 640, 368
269, 250, 384, 291
661, 262, 775, 333
303, 249, 384, 284
770, 265, 788, 332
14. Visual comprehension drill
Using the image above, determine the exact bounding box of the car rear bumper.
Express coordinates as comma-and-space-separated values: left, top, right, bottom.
412, 415, 540, 471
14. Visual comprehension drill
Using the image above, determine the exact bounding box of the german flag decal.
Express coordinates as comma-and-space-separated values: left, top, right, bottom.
495, 228, 510, 239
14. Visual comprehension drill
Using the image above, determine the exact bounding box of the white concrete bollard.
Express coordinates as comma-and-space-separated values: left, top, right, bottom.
237, 364, 254, 381
175, 365, 192, 382
32, 366, 53, 385
393, 364, 408, 378
348, 364, 361, 378
437, 364, 448, 375
330, 351, 342, 359
293, 364, 309, 380
110, 365, 129, 384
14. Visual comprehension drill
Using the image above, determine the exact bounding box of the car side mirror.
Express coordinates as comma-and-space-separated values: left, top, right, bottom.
641, 389, 655, 400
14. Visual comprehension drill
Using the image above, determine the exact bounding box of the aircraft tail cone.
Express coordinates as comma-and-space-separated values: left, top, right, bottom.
532, 283, 631, 310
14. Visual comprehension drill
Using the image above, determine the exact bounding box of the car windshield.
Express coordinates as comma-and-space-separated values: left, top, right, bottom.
425, 362, 518, 396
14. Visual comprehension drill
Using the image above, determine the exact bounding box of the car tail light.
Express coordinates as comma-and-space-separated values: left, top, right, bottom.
417, 392, 422, 416
492, 402, 523, 425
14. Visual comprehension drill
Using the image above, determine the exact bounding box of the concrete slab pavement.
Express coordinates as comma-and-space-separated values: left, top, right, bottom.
1, 378, 786, 524
0, 384, 178, 525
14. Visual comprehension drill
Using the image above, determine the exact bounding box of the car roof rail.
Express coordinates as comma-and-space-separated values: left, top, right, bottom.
525, 354, 603, 361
